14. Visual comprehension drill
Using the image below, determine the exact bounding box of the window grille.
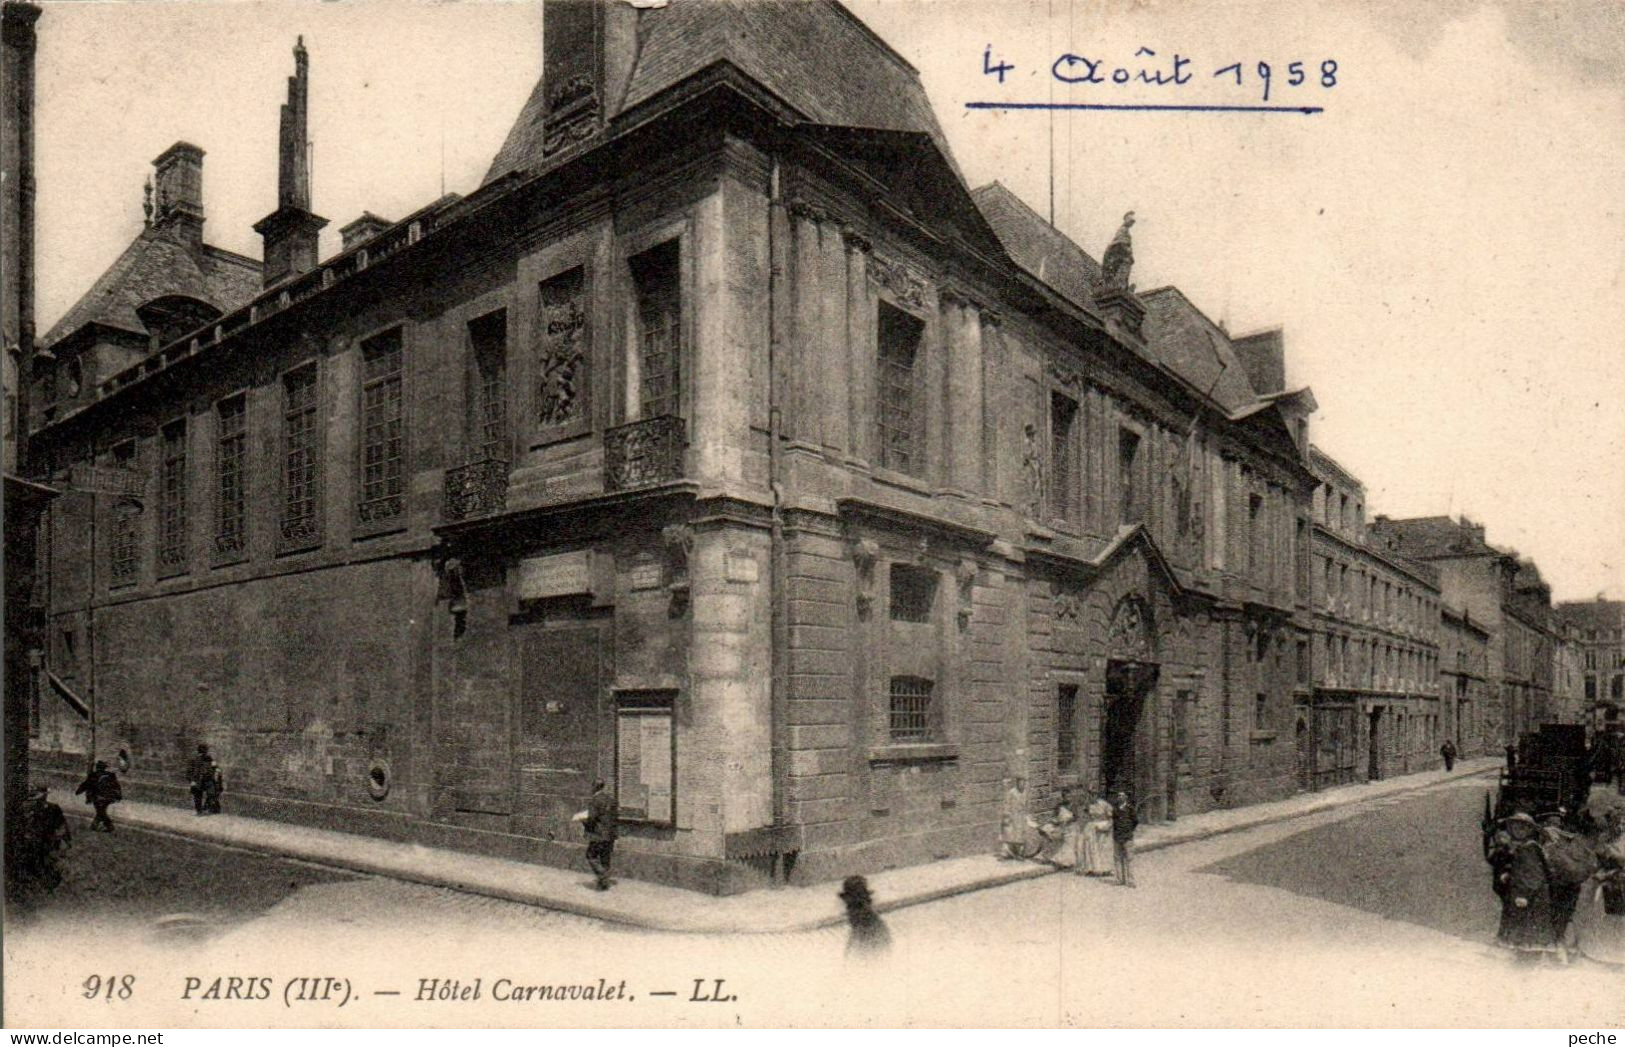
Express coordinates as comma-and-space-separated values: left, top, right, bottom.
469, 311, 507, 459
877, 303, 922, 475
157, 420, 187, 570
1057, 684, 1078, 772
889, 563, 936, 623
888, 675, 934, 743
359, 330, 404, 523
632, 243, 681, 421
281, 364, 320, 544
109, 440, 140, 585
216, 395, 246, 555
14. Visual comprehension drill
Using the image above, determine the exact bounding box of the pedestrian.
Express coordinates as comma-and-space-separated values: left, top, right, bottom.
74, 760, 122, 832
1575, 811, 1625, 965
1037, 790, 1076, 867
998, 777, 1030, 860
187, 745, 218, 816
1110, 787, 1138, 888
576, 779, 618, 891
23, 784, 69, 890
1078, 789, 1115, 877
1541, 812, 1594, 958
838, 875, 893, 960
1440, 739, 1457, 772
1495, 812, 1558, 959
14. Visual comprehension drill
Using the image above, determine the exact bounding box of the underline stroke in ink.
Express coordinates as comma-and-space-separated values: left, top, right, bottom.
971, 46, 1337, 115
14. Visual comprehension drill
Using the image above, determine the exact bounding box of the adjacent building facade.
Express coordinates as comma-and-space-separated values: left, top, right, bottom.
1557, 599, 1625, 733
1305, 448, 1443, 786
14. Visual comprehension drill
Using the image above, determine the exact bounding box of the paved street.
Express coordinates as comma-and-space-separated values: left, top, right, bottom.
6, 776, 1622, 1028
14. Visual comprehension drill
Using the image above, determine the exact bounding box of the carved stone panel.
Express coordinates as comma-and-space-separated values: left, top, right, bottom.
537, 267, 587, 430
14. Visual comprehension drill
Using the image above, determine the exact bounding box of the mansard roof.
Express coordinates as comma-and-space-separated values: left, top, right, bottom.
970, 182, 1102, 310
484, 0, 957, 186
1138, 286, 1262, 414
41, 229, 261, 350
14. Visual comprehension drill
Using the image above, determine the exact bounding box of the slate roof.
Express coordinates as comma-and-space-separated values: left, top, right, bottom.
970, 182, 1101, 311
485, 0, 957, 185
42, 229, 262, 349
1372, 516, 1501, 560
1555, 600, 1625, 627
1138, 286, 1261, 413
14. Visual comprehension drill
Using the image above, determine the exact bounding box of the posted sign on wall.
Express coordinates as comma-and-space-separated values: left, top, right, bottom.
615, 696, 675, 826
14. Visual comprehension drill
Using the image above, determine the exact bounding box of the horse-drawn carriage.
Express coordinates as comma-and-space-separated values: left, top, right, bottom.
1482, 724, 1592, 852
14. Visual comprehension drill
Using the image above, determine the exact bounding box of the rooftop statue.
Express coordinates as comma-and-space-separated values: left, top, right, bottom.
1101, 211, 1136, 292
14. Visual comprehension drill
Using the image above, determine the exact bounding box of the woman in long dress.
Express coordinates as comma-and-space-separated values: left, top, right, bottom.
1078, 791, 1115, 876
1496, 812, 1558, 958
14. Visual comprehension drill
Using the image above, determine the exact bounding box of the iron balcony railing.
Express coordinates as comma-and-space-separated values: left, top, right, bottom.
443, 458, 510, 522
603, 415, 685, 492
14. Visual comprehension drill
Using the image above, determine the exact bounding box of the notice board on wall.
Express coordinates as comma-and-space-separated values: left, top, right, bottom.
615, 692, 675, 826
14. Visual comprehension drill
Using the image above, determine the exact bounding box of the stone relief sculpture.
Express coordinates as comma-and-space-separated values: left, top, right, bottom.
537, 272, 586, 428
1022, 422, 1044, 518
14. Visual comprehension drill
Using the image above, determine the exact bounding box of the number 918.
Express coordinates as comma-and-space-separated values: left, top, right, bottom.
83, 975, 134, 1000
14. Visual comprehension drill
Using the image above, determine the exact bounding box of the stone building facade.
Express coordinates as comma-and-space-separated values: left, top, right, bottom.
1439, 604, 1492, 756
1557, 599, 1625, 732
27, 0, 1323, 892
1306, 448, 1443, 785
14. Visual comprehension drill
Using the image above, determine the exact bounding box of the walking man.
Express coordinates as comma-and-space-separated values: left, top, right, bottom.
187, 745, 218, 816
1111, 787, 1138, 888
581, 779, 619, 891
74, 760, 122, 832
1440, 739, 1458, 773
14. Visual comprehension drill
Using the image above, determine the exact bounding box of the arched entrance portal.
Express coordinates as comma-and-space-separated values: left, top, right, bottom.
1101, 595, 1159, 813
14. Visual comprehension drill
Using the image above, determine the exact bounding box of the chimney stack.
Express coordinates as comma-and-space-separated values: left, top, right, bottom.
339, 212, 392, 253
254, 36, 327, 287
150, 142, 205, 246
1232, 328, 1286, 396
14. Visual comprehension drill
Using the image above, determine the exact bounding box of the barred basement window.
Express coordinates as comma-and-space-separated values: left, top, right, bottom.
215, 394, 246, 555
877, 302, 923, 476
157, 419, 187, 571
109, 440, 140, 585
468, 310, 508, 458
359, 329, 405, 524
888, 675, 934, 743
889, 563, 936, 623
280, 364, 320, 545
1057, 684, 1079, 772
631, 242, 681, 421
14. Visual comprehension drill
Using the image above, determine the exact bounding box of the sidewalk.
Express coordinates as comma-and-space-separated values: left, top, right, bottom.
49, 757, 1499, 935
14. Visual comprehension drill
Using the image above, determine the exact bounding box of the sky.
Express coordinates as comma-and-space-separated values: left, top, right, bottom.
28, 0, 1625, 602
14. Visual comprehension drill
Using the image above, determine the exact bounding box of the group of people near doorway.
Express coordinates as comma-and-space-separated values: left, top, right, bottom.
1488, 797, 1625, 965
999, 777, 1139, 887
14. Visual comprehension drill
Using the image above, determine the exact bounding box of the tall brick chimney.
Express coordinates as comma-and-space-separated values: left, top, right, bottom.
150, 141, 205, 247
254, 36, 327, 287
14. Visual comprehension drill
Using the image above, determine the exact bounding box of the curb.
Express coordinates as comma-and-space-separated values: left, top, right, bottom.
56, 762, 1500, 935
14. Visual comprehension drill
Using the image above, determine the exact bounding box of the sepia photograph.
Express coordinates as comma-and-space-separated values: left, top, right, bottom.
2, 0, 1623, 1031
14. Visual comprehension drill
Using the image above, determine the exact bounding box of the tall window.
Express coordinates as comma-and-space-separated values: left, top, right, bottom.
359, 329, 405, 524
108, 440, 140, 586
1049, 392, 1078, 522
280, 364, 321, 546
1118, 428, 1141, 524
888, 675, 934, 743
215, 394, 246, 556
157, 419, 187, 572
877, 302, 923, 475
537, 268, 586, 432
631, 241, 681, 420
468, 310, 508, 459
1247, 493, 1263, 578
1057, 684, 1078, 772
